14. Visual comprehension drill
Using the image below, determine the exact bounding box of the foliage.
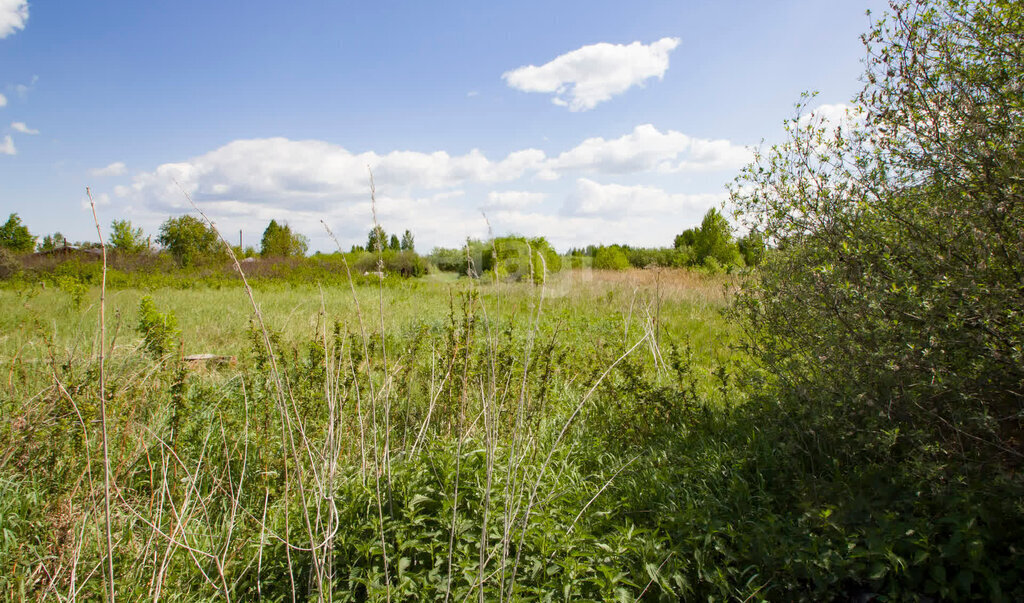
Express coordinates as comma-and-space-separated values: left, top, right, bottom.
736, 230, 766, 267
367, 225, 387, 252
482, 236, 561, 283
157, 215, 222, 266
400, 229, 415, 251
136, 295, 180, 358
731, 0, 1024, 456
0, 247, 20, 279
109, 219, 148, 254
428, 240, 487, 274
592, 245, 630, 270
37, 232, 68, 252
0, 213, 35, 253
259, 219, 308, 258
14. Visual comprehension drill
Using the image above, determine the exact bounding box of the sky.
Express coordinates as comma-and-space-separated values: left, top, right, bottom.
0, 0, 888, 253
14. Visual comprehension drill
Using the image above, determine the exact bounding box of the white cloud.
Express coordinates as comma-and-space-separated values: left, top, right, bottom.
543, 124, 752, 176
118, 125, 749, 250
797, 103, 860, 131
562, 178, 724, 218
80, 192, 111, 210
0, 0, 28, 39
0, 93, 6, 108
91, 161, 127, 177
483, 190, 546, 211
503, 37, 680, 111
0, 134, 15, 155
10, 121, 37, 134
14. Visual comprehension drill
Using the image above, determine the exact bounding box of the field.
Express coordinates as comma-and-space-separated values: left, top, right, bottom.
3, 261, 1022, 601
2, 268, 762, 600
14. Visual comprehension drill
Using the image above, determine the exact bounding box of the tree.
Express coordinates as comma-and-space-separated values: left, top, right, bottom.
731, 0, 1024, 453
388, 234, 401, 251
736, 230, 765, 267
38, 232, 68, 252
260, 220, 308, 257
367, 226, 386, 252
400, 229, 415, 251
157, 215, 221, 266
693, 208, 741, 267
0, 214, 35, 253
109, 219, 148, 253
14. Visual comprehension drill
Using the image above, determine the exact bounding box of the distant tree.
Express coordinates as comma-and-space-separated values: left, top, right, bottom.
736, 230, 766, 267
388, 234, 401, 251
109, 219, 148, 253
693, 208, 741, 267
157, 215, 220, 266
38, 232, 69, 252
674, 228, 698, 250
400, 229, 415, 251
0, 214, 35, 253
367, 226, 387, 252
593, 246, 630, 270
260, 220, 308, 257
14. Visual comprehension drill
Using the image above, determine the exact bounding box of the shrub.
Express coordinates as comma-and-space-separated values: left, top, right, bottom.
593, 246, 630, 270
0, 247, 20, 279
731, 0, 1024, 456
137, 296, 180, 358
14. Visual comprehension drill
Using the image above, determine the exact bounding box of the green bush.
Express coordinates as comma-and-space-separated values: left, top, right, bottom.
137, 295, 180, 358
732, 0, 1024, 457
593, 246, 630, 270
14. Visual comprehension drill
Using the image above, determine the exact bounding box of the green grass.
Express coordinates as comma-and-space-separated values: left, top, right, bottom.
1, 267, 1020, 601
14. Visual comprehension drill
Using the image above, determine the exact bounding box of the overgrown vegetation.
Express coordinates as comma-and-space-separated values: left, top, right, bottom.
0, 0, 1021, 599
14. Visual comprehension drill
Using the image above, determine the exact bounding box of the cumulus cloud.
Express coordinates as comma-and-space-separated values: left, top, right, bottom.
0, 93, 6, 107
797, 103, 863, 133
482, 190, 546, 211
10, 121, 37, 134
0, 0, 27, 39
503, 37, 680, 111
0, 134, 15, 155
562, 178, 724, 218
117, 125, 750, 250
544, 124, 752, 176
91, 161, 127, 177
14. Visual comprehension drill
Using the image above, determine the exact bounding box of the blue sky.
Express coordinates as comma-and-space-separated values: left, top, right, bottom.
0, 0, 887, 252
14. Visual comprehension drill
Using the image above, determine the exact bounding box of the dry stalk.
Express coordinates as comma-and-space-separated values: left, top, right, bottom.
86, 187, 116, 603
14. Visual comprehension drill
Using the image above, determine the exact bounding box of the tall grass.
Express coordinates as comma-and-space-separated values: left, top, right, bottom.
2, 205, 739, 600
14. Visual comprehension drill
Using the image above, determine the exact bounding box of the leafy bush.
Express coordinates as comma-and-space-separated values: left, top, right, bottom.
137, 295, 180, 358
482, 236, 561, 283
0, 247, 20, 279
732, 0, 1024, 456
592, 246, 630, 270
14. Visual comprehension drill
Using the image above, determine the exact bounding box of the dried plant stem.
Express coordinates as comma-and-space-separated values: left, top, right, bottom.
87, 187, 116, 603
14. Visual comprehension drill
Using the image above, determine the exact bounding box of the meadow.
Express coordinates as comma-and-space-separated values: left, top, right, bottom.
1, 267, 762, 601
4, 1, 1023, 598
